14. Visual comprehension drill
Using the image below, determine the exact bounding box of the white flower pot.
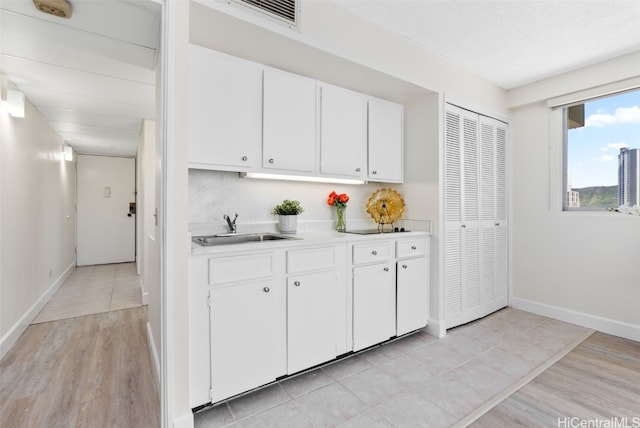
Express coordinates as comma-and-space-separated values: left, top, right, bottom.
278, 215, 298, 234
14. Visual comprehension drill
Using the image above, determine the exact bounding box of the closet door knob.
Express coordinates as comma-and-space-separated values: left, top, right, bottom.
294, 281, 301, 287
371, 251, 378, 255
356, 168, 361, 172
383, 267, 389, 272
268, 158, 275, 164
263, 287, 270, 293
402, 264, 408, 269
372, 170, 378, 175
241, 156, 248, 161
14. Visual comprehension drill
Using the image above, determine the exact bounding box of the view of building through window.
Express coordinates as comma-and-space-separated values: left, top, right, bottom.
564, 89, 640, 210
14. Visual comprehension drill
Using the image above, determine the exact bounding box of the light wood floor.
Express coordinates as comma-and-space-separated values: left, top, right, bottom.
0, 307, 160, 427
471, 332, 640, 427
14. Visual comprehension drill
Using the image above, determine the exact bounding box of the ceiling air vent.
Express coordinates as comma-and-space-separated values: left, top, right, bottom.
234, 0, 298, 28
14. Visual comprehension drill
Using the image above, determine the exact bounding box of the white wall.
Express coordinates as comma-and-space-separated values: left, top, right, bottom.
509, 58, 640, 341
0, 89, 77, 358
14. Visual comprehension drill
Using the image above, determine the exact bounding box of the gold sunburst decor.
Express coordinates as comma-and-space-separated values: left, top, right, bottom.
366, 189, 405, 226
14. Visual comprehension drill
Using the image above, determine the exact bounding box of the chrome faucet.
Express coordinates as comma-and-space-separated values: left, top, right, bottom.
223, 213, 238, 233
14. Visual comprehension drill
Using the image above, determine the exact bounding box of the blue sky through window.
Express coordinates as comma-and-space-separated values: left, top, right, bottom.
567, 89, 640, 188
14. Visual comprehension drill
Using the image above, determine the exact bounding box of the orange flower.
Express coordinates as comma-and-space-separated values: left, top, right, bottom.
327, 191, 349, 208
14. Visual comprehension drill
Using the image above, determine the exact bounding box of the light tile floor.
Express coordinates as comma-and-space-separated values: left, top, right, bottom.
32, 263, 142, 323
194, 308, 592, 428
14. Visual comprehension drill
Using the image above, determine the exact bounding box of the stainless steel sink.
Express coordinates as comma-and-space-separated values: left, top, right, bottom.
192, 233, 299, 246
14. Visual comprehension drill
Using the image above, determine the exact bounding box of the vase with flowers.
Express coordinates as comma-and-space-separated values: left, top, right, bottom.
327, 191, 349, 232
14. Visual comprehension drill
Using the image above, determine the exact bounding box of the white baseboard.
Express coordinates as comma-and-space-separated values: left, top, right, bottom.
426, 318, 446, 338
146, 322, 160, 386
511, 297, 640, 342
173, 411, 194, 428
0, 262, 75, 359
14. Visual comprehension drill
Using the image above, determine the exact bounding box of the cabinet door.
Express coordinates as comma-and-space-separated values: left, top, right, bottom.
209, 280, 285, 402
287, 271, 337, 374
397, 257, 429, 336
368, 98, 404, 183
319, 83, 367, 179
188, 45, 262, 170
263, 68, 316, 173
353, 262, 396, 351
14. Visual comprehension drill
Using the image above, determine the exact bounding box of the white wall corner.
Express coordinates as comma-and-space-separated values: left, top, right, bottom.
173, 411, 194, 428
426, 318, 446, 338
0, 262, 75, 359
511, 297, 640, 342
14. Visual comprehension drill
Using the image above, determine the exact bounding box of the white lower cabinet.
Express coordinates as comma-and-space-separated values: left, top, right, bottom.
189, 234, 428, 407
353, 261, 396, 351
397, 257, 429, 335
209, 279, 286, 403
287, 271, 337, 374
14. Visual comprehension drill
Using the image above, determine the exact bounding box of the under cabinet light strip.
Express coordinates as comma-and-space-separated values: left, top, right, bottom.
240, 172, 366, 185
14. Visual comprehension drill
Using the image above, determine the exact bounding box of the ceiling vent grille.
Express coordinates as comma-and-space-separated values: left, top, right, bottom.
236, 0, 297, 27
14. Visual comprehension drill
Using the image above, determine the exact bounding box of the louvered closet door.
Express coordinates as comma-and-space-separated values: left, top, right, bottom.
493, 120, 509, 309
444, 105, 481, 328
479, 116, 509, 314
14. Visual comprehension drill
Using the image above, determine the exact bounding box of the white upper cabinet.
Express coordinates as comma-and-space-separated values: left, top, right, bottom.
368, 97, 404, 183
188, 45, 262, 170
319, 83, 367, 179
263, 68, 316, 173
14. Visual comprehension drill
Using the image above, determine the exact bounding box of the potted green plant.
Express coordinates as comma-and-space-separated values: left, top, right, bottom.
272, 199, 304, 233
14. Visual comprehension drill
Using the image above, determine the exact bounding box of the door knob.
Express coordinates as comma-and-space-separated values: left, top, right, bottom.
263, 287, 270, 293
294, 281, 301, 287
372, 250, 378, 255
383, 267, 389, 272
241, 156, 248, 161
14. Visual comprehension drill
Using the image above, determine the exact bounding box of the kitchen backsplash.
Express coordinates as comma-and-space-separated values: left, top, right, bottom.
189, 169, 405, 232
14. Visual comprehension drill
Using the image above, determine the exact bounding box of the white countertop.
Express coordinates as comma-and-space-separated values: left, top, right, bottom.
190, 228, 430, 256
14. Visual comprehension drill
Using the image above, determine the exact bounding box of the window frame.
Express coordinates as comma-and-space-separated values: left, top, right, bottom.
560, 88, 640, 212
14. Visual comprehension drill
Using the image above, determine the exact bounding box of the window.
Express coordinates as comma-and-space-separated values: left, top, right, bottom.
562, 89, 640, 211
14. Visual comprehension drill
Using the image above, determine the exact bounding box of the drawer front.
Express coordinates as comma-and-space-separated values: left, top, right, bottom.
352, 241, 392, 265
396, 239, 426, 259
209, 254, 274, 285
287, 246, 336, 274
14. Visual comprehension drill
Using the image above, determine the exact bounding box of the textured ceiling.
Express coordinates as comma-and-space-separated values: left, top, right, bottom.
2, 0, 639, 156
336, 0, 640, 89
0, 0, 160, 156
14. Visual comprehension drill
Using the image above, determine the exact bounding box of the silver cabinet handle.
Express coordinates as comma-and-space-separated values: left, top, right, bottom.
372, 170, 378, 175
383, 267, 389, 272
372, 250, 378, 255
356, 168, 361, 172
294, 281, 301, 287
402, 264, 408, 269
411, 246, 417, 250
241, 156, 248, 161
268, 158, 275, 164
263, 287, 270, 293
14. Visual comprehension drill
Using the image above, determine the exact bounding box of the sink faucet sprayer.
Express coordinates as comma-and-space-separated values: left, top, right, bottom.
223, 213, 238, 233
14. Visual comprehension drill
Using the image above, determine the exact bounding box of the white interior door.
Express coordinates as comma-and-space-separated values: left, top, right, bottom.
77, 155, 136, 266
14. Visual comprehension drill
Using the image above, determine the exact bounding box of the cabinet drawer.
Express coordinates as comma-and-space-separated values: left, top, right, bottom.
287, 247, 336, 274
396, 239, 426, 259
209, 254, 275, 286
352, 241, 392, 265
